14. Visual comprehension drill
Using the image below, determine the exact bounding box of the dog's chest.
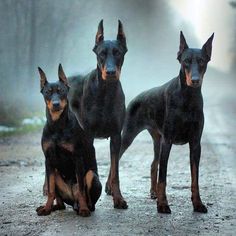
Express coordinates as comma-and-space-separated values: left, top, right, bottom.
168, 105, 203, 144
43, 127, 76, 157
83, 95, 124, 137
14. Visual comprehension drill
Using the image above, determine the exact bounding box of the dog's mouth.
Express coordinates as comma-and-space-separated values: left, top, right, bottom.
101, 66, 121, 81
51, 107, 62, 112
190, 82, 201, 88
105, 74, 120, 80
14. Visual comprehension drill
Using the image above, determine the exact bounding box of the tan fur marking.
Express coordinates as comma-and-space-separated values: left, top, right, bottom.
55, 170, 73, 200
42, 141, 53, 152
60, 143, 74, 153
101, 66, 120, 81
101, 66, 107, 80
46, 99, 67, 121
74, 175, 89, 211
185, 69, 193, 86
45, 173, 56, 209
46, 100, 53, 110
85, 170, 94, 190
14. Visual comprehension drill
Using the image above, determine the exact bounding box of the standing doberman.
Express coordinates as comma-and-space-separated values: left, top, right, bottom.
120, 32, 214, 213
37, 64, 102, 217
68, 20, 128, 209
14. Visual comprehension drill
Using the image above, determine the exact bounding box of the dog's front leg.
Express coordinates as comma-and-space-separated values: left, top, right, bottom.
157, 138, 172, 213
109, 134, 128, 209
189, 141, 207, 213
73, 174, 90, 217
73, 157, 91, 217
36, 159, 55, 216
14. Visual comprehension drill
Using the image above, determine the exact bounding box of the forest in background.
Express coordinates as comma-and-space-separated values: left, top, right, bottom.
0, 0, 235, 125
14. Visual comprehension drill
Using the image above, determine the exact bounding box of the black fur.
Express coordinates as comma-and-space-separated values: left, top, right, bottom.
120, 32, 214, 214
68, 20, 128, 209
36, 64, 101, 217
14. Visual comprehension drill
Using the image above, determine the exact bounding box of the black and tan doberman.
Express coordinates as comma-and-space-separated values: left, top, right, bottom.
37, 64, 102, 217
120, 31, 214, 213
68, 20, 128, 209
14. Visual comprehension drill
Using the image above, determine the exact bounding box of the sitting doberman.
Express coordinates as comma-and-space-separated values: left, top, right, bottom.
119, 31, 214, 213
36, 64, 102, 217
68, 20, 128, 209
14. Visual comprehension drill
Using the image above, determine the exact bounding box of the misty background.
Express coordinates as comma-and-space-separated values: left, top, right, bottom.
0, 0, 235, 125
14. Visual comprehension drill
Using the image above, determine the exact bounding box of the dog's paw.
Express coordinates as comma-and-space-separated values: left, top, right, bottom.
51, 204, 66, 211
157, 203, 171, 214
77, 208, 91, 217
193, 203, 208, 213
113, 196, 128, 209
36, 205, 52, 216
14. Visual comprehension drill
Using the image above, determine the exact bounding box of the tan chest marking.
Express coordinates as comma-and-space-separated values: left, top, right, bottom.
42, 141, 53, 152
60, 142, 74, 153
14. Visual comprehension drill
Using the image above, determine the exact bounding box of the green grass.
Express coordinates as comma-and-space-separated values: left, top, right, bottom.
0, 123, 44, 138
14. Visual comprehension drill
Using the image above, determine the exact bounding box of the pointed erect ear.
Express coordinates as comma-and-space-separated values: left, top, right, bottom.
177, 31, 189, 61
58, 64, 69, 86
202, 33, 214, 61
95, 19, 104, 45
117, 20, 127, 50
38, 67, 47, 91
117, 20, 127, 52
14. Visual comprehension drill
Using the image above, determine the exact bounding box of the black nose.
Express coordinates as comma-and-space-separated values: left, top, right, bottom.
52, 101, 60, 109
191, 76, 200, 85
106, 70, 116, 76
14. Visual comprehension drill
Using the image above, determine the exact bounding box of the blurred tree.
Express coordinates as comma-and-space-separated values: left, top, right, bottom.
0, 0, 192, 125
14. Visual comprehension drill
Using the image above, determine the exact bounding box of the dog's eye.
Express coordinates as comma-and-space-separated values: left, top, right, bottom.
58, 88, 65, 94
113, 49, 120, 57
46, 89, 52, 95
99, 51, 106, 59
198, 58, 205, 66
184, 58, 192, 64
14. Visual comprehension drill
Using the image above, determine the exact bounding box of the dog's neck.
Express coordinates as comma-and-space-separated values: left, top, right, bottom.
46, 104, 70, 129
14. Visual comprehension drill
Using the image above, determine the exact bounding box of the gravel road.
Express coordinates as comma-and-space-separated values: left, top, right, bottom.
0, 75, 236, 235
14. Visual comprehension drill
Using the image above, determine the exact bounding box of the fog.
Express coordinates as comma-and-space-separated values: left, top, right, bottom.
0, 0, 235, 125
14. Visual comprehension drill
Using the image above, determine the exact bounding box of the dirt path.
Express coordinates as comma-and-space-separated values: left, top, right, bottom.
0, 101, 236, 236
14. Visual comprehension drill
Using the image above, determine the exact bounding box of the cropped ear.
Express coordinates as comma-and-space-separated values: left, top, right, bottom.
38, 67, 47, 91
202, 33, 214, 61
117, 20, 127, 52
177, 31, 189, 61
58, 64, 69, 87
95, 19, 104, 45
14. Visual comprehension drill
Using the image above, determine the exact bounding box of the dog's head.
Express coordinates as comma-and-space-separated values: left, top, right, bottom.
93, 20, 128, 81
38, 64, 69, 121
177, 31, 214, 88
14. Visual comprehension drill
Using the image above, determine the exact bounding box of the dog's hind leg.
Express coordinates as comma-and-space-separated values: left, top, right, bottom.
120, 111, 146, 159
85, 170, 102, 212
148, 128, 161, 199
